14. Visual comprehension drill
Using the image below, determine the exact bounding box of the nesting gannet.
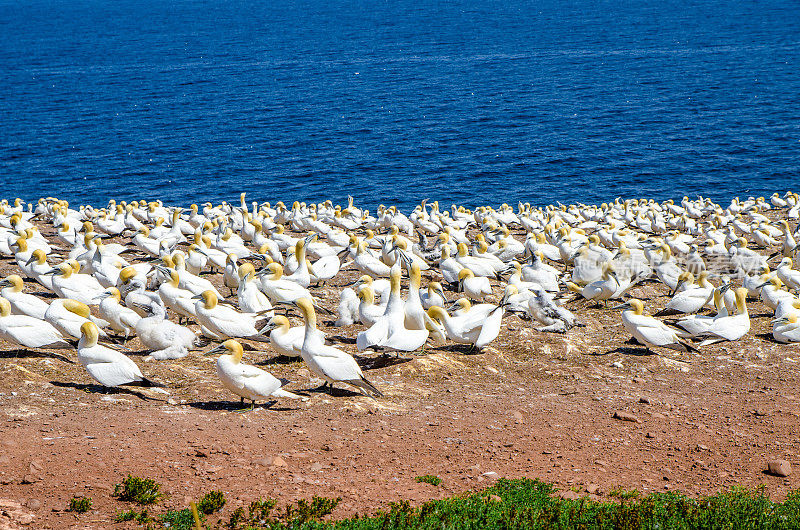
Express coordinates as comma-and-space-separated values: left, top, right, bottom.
47, 262, 106, 305
236, 263, 273, 315
44, 298, 109, 340
0, 274, 49, 319
773, 314, 800, 343
695, 288, 750, 346
78, 322, 162, 387
617, 299, 698, 353
0, 296, 72, 350
134, 302, 199, 359
207, 339, 302, 407
193, 290, 271, 341
457, 268, 492, 301
263, 315, 309, 357
95, 287, 141, 339
296, 297, 382, 397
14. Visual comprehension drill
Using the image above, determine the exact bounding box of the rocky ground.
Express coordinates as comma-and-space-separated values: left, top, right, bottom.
1, 215, 799, 528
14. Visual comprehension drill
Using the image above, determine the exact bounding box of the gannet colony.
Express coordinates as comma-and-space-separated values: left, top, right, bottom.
0, 193, 799, 406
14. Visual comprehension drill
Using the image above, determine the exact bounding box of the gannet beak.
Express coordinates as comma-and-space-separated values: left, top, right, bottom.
204, 344, 225, 356
611, 302, 631, 310
24, 255, 37, 266
44, 268, 61, 276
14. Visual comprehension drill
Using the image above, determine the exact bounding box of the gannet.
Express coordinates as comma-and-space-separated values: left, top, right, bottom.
617, 299, 698, 353
296, 297, 382, 397
207, 339, 302, 407
0, 274, 49, 319
78, 322, 162, 387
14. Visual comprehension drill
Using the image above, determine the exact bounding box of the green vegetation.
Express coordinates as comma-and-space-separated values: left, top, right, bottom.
104, 478, 800, 529
414, 475, 442, 487
67, 496, 92, 513
159, 507, 198, 528
113, 475, 163, 505
228, 498, 279, 528
114, 508, 152, 524
198, 490, 227, 515
608, 486, 641, 500
283, 496, 341, 524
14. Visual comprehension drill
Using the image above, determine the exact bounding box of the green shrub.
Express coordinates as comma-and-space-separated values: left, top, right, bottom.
114, 509, 152, 524
198, 490, 226, 514
112, 475, 162, 505
67, 496, 92, 513
415, 475, 442, 486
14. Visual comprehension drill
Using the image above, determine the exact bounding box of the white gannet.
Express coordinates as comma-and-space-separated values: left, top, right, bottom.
655, 271, 714, 316
0, 274, 49, 319
263, 315, 307, 357
296, 297, 382, 397
0, 296, 72, 350
236, 263, 273, 315
78, 322, 162, 388
193, 290, 269, 340
617, 299, 698, 353
696, 288, 751, 346
44, 298, 109, 340
47, 261, 106, 305
357, 265, 428, 353
207, 339, 302, 407
95, 287, 141, 339
773, 313, 800, 343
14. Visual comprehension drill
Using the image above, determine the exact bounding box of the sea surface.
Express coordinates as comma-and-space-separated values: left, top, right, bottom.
1, 0, 799, 212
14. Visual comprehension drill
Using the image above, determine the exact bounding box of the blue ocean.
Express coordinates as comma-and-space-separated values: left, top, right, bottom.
1, 0, 798, 211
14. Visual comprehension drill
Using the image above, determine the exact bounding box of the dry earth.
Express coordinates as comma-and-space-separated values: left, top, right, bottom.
1, 213, 799, 528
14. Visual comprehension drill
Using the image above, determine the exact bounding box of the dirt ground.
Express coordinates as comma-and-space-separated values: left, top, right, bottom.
1, 213, 799, 529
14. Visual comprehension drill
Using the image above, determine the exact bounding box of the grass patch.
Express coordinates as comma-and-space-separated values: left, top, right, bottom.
67, 496, 92, 513
198, 490, 226, 515
114, 509, 152, 524
102, 479, 800, 529
113, 475, 163, 505
608, 486, 641, 500
159, 507, 198, 529
414, 475, 442, 486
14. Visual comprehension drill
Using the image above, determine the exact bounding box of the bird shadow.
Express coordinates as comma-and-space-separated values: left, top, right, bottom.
430, 343, 482, 355
256, 356, 303, 366
329, 335, 357, 345
0, 348, 74, 363
302, 384, 362, 398
183, 400, 297, 412
607, 346, 657, 357
49, 381, 159, 400
354, 354, 413, 370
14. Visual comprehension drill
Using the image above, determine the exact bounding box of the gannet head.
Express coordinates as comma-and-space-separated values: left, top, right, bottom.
0, 275, 24, 293
63, 299, 91, 318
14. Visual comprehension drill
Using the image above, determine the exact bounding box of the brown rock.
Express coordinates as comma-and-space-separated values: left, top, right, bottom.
767, 460, 792, 477
26, 499, 41, 511
310, 462, 323, 472
586, 484, 600, 494
21, 474, 38, 485
485, 494, 502, 503
613, 411, 641, 423
639, 396, 650, 404
560, 490, 581, 500
270, 456, 288, 468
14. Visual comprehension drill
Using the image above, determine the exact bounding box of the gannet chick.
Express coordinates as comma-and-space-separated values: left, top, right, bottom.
78, 322, 162, 388
296, 297, 382, 397
0, 274, 49, 319
527, 287, 578, 333
616, 299, 698, 353
208, 339, 302, 407
334, 287, 359, 326
134, 302, 199, 360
